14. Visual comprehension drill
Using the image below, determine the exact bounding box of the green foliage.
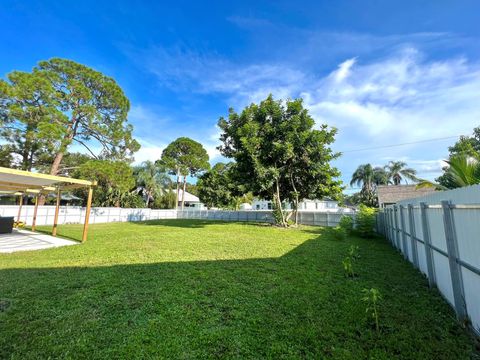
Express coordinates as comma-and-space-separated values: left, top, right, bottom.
218, 95, 342, 226
342, 256, 355, 277
331, 226, 347, 241
160, 137, 210, 177
384, 161, 418, 185
356, 205, 377, 238
342, 245, 360, 277
0, 58, 140, 174
152, 188, 176, 209
362, 288, 383, 332
339, 215, 354, 233
160, 137, 210, 209
75, 160, 137, 207
348, 245, 360, 260
0, 145, 13, 167
198, 162, 236, 209
133, 161, 172, 207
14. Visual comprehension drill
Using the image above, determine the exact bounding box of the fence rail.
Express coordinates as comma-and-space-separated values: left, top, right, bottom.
376, 184, 480, 335
0, 205, 353, 227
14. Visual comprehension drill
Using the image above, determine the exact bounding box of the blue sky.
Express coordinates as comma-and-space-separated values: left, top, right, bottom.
1, 1, 480, 192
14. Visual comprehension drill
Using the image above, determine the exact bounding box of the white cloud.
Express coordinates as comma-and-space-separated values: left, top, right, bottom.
132, 139, 165, 165
130, 42, 480, 182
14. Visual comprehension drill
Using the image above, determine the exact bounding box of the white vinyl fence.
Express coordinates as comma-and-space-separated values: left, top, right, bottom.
0, 205, 177, 225
177, 209, 353, 226
0, 205, 353, 227
376, 184, 480, 335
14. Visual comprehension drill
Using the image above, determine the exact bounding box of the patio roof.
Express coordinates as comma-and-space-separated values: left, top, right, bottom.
0, 166, 95, 242
0, 166, 95, 194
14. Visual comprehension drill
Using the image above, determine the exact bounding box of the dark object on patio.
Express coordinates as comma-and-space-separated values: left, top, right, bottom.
0, 216, 14, 234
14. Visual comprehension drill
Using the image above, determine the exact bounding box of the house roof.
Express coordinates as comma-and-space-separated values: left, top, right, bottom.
175, 189, 200, 203
377, 185, 437, 206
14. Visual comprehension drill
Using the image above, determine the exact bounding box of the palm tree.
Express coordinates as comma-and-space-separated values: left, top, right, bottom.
133, 161, 172, 207
417, 154, 480, 190
351, 164, 389, 192
385, 161, 418, 185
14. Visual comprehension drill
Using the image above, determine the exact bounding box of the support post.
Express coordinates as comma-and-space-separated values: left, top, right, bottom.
32, 195, 39, 232
420, 202, 436, 287
389, 208, 395, 246
441, 200, 467, 321
393, 205, 401, 250
16, 194, 24, 223
52, 188, 61, 236
82, 186, 93, 242
399, 205, 409, 260
407, 204, 419, 268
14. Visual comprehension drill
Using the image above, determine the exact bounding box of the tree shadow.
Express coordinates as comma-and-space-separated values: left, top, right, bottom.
133, 219, 274, 229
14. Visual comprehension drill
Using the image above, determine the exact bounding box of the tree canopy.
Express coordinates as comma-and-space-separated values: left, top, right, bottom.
0, 58, 140, 175
159, 137, 210, 209
218, 95, 342, 226
197, 162, 245, 209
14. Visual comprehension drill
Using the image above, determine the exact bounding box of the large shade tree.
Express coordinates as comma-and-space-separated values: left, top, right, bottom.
0, 58, 140, 176
0, 69, 59, 170
159, 137, 210, 210
218, 95, 342, 226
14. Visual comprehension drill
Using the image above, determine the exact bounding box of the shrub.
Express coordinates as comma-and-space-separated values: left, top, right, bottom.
331, 226, 347, 241
339, 215, 354, 233
342, 256, 355, 277
356, 205, 377, 238
348, 245, 360, 260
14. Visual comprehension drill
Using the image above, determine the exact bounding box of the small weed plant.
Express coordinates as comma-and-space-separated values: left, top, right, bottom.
362, 288, 382, 332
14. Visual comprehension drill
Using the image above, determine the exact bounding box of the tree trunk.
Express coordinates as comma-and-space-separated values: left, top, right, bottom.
175, 169, 180, 210
274, 179, 287, 227
181, 176, 187, 210
50, 151, 64, 176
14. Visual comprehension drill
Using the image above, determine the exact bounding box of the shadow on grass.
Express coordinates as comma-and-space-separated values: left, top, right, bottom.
133, 218, 275, 229
1, 235, 474, 359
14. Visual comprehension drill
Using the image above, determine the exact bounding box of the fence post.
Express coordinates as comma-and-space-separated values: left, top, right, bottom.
399, 205, 409, 260
441, 200, 467, 321
326, 212, 329, 227
419, 202, 435, 287
393, 205, 401, 251
390, 208, 395, 246
407, 204, 419, 268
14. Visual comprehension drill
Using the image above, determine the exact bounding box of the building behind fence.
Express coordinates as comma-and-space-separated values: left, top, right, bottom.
376, 184, 480, 335
0, 205, 353, 228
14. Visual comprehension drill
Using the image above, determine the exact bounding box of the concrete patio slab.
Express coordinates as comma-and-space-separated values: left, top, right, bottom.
0, 229, 77, 253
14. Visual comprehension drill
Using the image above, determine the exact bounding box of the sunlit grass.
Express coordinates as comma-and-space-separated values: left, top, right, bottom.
0, 220, 476, 359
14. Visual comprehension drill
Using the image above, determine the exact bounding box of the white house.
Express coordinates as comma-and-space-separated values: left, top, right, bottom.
176, 189, 205, 210
251, 198, 353, 212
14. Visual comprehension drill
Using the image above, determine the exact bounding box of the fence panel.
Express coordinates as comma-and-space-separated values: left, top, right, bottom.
377, 184, 480, 335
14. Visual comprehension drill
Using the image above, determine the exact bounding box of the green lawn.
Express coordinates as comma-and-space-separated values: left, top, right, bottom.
0, 220, 477, 359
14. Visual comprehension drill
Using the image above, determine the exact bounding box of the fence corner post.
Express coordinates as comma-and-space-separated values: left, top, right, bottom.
441, 200, 467, 321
